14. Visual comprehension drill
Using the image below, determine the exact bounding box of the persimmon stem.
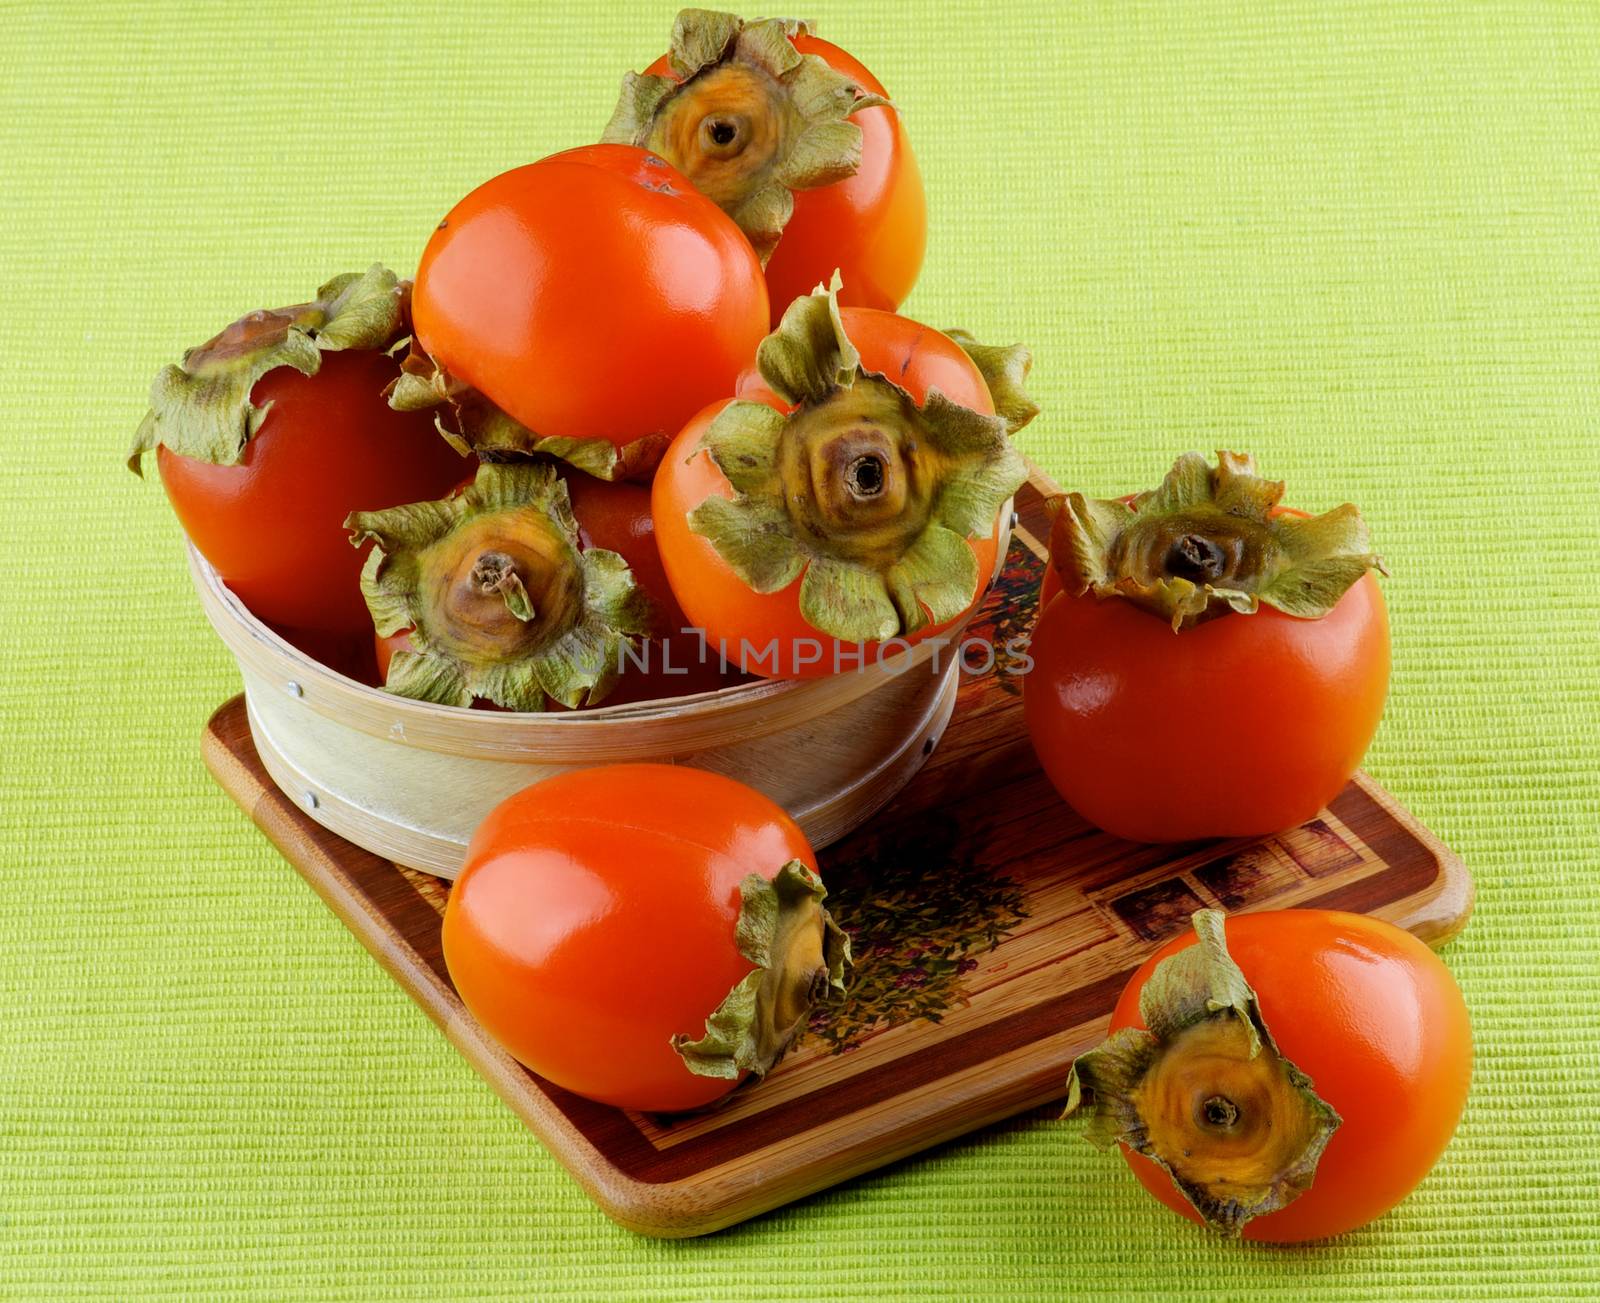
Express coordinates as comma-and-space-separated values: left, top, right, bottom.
1166, 533, 1228, 583
847, 453, 886, 498
1199, 1094, 1241, 1130
470, 550, 536, 624
471, 550, 518, 595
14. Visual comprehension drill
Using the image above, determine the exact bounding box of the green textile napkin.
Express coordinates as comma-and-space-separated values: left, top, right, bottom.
1, 1, 1596, 1297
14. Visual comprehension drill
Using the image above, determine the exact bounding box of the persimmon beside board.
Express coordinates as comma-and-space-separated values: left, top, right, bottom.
200, 468, 1473, 1238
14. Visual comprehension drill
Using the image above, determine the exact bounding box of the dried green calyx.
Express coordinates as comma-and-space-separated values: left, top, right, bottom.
688, 281, 1032, 643
345, 462, 653, 710
673, 860, 851, 1085
601, 8, 890, 262
1063, 910, 1342, 1237
1050, 450, 1386, 631
386, 341, 668, 482
127, 264, 406, 474
939, 329, 1042, 437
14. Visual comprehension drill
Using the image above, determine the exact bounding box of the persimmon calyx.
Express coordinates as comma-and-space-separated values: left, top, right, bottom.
672, 860, 851, 1086
344, 462, 654, 711
940, 330, 1041, 437
1062, 910, 1342, 1237
127, 264, 407, 475
386, 339, 667, 482
1048, 450, 1387, 632
688, 281, 1030, 643
601, 8, 891, 263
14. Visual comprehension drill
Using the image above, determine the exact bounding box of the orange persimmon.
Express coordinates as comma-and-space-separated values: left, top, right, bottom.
442, 765, 849, 1112
411, 145, 769, 461
129, 267, 465, 636
604, 10, 924, 323
1024, 454, 1389, 841
1068, 909, 1471, 1242
652, 286, 1036, 679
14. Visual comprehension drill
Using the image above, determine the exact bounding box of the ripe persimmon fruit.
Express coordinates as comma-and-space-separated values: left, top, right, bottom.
1067, 909, 1471, 1242
128, 266, 466, 636
652, 282, 1037, 679
442, 764, 850, 1113
604, 9, 925, 323
1024, 453, 1390, 841
409, 145, 769, 476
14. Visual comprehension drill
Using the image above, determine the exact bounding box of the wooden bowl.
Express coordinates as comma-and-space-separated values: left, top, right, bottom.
186, 522, 1008, 877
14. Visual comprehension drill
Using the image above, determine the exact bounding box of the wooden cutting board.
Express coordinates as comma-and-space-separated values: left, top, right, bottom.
200, 475, 1472, 1238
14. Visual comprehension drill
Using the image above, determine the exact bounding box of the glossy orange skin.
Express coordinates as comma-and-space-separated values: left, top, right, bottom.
157, 349, 466, 634
442, 764, 818, 1112
564, 474, 748, 702
373, 473, 744, 705
652, 308, 1003, 679
1039, 559, 1062, 610
1023, 549, 1389, 842
645, 36, 925, 323
412, 145, 769, 449
1112, 910, 1471, 1242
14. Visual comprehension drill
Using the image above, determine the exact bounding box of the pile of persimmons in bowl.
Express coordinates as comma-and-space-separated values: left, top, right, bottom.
131, 9, 1470, 1244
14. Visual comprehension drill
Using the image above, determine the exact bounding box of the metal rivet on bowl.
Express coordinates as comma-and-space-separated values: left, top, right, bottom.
305, 791, 320, 810
285, 681, 304, 698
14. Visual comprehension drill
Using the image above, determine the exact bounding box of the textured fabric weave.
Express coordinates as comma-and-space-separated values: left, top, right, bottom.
2, 1, 1598, 1297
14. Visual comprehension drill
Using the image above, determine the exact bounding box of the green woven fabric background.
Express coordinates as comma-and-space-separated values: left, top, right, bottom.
3, 1, 1598, 1297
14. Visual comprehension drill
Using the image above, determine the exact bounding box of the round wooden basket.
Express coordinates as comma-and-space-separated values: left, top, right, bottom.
187, 517, 1008, 878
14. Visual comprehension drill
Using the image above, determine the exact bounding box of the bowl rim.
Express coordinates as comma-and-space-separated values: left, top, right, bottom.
186, 539, 981, 757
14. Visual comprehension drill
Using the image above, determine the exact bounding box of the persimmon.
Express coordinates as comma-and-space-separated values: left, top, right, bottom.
346, 462, 652, 711
442, 764, 850, 1112
127, 266, 466, 635
1023, 452, 1389, 840
652, 282, 1037, 679
604, 9, 925, 323
368, 471, 744, 706
1066, 909, 1471, 1242
405, 144, 768, 480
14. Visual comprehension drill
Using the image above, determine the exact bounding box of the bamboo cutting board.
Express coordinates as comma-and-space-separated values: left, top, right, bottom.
200, 473, 1473, 1238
